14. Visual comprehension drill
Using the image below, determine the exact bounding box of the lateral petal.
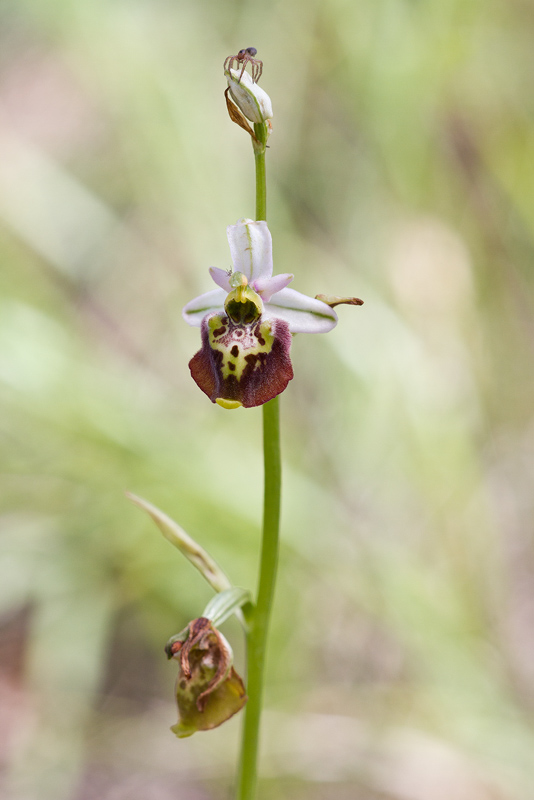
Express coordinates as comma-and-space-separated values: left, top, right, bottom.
253, 273, 294, 302
209, 267, 232, 292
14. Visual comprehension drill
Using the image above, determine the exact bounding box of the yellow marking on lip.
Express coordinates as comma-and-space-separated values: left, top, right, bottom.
216, 398, 242, 410
208, 315, 274, 382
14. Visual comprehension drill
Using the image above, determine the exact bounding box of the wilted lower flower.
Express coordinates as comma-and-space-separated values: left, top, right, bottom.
183, 219, 338, 408
166, 617, 247, 738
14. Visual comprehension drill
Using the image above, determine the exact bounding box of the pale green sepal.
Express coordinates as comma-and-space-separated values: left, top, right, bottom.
126, 492, 231, 593
264, 287, 339, 333
202, 587, 253, 628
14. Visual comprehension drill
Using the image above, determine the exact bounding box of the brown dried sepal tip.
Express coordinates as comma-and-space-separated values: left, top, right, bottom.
315, 294, 364, 308
224, 88, 261, 145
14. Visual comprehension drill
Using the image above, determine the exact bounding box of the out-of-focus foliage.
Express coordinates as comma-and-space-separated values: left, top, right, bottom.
0, 0, 533, 798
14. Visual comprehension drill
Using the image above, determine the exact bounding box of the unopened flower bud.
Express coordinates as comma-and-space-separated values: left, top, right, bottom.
226, 68, 273, 124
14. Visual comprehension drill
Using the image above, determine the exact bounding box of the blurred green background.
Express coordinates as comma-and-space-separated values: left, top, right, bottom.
1, 0, 533, 798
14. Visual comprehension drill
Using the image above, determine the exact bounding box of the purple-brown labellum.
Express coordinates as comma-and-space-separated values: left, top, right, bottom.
189, 312, 293, 408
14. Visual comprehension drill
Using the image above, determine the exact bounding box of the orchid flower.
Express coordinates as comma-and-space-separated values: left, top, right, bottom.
182, 219, 338, 409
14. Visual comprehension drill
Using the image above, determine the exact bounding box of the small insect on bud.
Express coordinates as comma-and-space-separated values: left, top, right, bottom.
224, 47, 263, 84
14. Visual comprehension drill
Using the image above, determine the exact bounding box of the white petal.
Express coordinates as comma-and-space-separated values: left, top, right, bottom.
227, 219, 273, 282
264, 287, 338, 333
209, 267, 232, 291
226, 69, 273, 124
253, 273, 294, 302
182, 288, 226, 327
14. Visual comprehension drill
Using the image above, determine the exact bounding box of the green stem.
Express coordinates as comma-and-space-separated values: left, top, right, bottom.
237, 398, 281, 800
236, 120, 280, 800
253, 122, 268, 222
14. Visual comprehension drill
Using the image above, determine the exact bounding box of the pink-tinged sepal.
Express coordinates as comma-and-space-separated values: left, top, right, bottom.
189, 312, 293, 409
